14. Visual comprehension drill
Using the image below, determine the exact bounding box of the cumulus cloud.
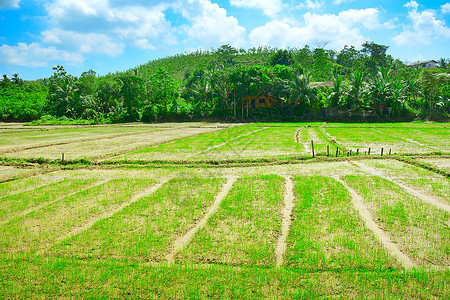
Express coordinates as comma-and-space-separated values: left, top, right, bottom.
393, 1, 450, 46
230, 0, 283, 18
42, 29, 125, 57
334, 0, 355, 4
249, 8, 391, 49
294, 1, 324, 10
442, 3, 450, 14
0, 0, 20, 10
175, 0, 246, 48
42, 0, 176, 56
0, 42, 84, 67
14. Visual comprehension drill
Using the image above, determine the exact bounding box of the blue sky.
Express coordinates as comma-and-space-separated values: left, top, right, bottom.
1, 0, 449, 80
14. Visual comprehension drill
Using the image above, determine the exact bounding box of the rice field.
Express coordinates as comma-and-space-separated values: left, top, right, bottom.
0, 122, 449, 298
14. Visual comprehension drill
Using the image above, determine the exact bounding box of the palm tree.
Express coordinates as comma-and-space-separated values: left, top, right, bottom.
288, 72, 319, 115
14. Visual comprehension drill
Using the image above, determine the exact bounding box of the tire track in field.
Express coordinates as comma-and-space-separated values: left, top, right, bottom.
35, 177, 171, 256
190, 127, 268, 157
334, 176, 417, 270
0, 179, 111, 228
166, 176, 237, 265
275, 175, 295, 267
369, 128, 441, 152
349, 161, 450, 213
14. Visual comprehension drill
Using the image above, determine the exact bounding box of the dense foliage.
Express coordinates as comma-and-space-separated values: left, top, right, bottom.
1, 42, 449, 123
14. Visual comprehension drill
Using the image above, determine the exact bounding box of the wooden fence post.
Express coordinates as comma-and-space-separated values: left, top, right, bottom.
311, 141, 315, 158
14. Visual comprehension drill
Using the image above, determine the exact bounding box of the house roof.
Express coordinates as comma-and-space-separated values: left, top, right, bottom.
311, 82, 334, 87
408, 60, 438, 66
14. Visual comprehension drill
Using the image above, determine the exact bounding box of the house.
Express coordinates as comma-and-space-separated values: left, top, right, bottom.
408, 60, 438, 69
242, 82, 335, 108
243, 94, 275, 108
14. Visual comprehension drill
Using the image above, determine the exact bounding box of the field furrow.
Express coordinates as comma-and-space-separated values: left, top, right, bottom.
285, 176, 400, 270
0, 179, 154, 253
343, 175, 450, 267
0, 178, 98, 223
352, 160, 450, 212
202, 127, 305, 159
177, 175, 284, 267
50, 177, 224, 262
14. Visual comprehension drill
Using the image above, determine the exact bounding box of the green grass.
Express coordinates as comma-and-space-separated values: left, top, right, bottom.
119, 124, 259, 160
1, 122, 450, 297
374, 128, 450, 152
0, 179, 153, 253
0, 178, 97, 222
343, 175, 450, 267
1, 254, 449, 298
4, 126, 219, 160
51, 177, 224, 262
285, 176, 399, 270
178, 175, 284, 267
203, 127, 305, 159
323, 126, 430, 154
0, 176, 54, 198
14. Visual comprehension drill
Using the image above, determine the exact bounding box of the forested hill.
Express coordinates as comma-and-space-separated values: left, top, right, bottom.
129, 45, 274, 84
1, 43, 449, 123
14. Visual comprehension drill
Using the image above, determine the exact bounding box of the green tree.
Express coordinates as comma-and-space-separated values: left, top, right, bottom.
268, 49, 294, 66
46, 65, 80, 118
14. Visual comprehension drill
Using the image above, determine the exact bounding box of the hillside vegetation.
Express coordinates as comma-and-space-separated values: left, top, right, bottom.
1, 43, 449, 123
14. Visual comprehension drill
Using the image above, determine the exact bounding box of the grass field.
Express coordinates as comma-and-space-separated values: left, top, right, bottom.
0, 122, 449, 298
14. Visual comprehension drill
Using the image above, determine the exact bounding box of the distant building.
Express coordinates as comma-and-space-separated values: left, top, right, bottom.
243, 82, 335, 108
408, 60, 438, 69
243, 95, 275, 108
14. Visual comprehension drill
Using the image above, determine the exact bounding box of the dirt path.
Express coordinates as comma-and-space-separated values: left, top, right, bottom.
275, 175, 295, 267
0, 179, 111, 228
166, 176, 237, 264
35, 177, 171, 256
192, 127, 268, 157
334, 176, 416, 270
295, 128, 310, 154
350, 161, 450, 213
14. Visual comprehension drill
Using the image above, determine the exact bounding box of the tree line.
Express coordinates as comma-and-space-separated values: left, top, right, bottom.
1, 42, 449, 123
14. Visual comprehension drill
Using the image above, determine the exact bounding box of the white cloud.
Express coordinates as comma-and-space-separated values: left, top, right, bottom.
294, 1, 324, 10
442, 3, 450, 14
0, 0, 20, 10
176, 0, 246, 48
404, 1, 419, 10
44, 0, 175, 53
0, 42, 83, 67
249, 8, 391, 49
230, 0, 282, 18
42, 29, 125, 57
393, 2, 450, 46
334, 0, 355, 4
